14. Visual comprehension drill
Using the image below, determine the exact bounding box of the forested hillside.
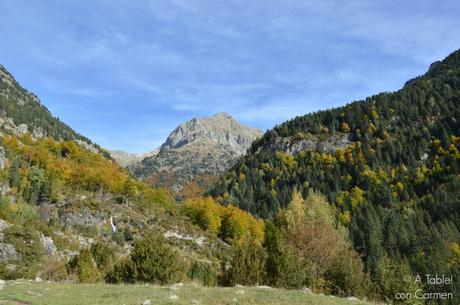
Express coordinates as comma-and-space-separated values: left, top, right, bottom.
0, 65, 110, 159
210, 49, 460, 301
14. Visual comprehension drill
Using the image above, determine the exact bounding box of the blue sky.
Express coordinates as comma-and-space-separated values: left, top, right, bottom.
0, 0, 459, 153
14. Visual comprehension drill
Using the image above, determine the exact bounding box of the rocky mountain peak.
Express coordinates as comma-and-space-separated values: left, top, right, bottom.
160, 113, 262, 155
130, 113, 263, 191
212, 112, 232, 119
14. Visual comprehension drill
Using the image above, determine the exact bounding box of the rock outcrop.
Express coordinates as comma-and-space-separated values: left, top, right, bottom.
263, 133, 352, 155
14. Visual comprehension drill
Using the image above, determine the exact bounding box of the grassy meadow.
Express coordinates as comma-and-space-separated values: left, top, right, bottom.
0, 281, 376, 305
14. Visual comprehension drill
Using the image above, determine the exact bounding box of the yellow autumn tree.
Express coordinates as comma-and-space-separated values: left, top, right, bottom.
278, 190, 344, 272
183, 197, 223, 233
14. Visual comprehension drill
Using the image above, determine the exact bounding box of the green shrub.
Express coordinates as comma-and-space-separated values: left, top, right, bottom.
90, 242, 115, 274
123, 226, 134, 241
106, 256, 137, 284
4, 224, 44, 267
188, 261, 218, 286
112, 231, 125, 246
130, 233, 186, 284
0, 263, 8, 279
263, 222, 304, 289
220, 238, 266, 286
376, 257, 423, 305
0, 201, 38, 226
68, 248, 99, 283
323, 248, 371, 297
51, 232, 70, 250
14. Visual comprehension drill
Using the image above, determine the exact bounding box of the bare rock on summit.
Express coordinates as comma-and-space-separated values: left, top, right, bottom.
130, 113, 262, 191
161, 112, 261, 155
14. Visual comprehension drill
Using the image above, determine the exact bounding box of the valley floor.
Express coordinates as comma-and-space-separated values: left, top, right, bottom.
0, 281, 375, 305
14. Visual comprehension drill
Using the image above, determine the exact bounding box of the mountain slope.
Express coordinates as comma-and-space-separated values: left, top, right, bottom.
109, 149, 159, 167
131, 112, 262, 191
210, 49, 460, 298
0, 65, 240, 284
0, 65, 110, 158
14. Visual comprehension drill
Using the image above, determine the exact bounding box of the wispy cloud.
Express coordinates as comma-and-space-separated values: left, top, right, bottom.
0, 0, 458, 152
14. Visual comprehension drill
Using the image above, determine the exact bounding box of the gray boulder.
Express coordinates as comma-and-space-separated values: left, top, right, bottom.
40, 234, 57, 256
0, 243, 19, 262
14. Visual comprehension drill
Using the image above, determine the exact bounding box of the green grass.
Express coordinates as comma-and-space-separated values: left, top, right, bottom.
0, 281, 375, 305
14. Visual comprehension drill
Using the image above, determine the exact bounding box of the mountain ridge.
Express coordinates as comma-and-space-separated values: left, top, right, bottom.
130, 112, 262, 191
109, 149, 159, 167
0, 64, 110, 159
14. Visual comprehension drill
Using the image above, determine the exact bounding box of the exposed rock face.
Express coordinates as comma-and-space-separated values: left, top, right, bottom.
0, 243, 19, 263
0, 220, 19, 263
264, 133, 352, 155
75, 139, 99, 154
161, 112, 260, 155
0, 146, 6, 170
110, 149, 159, 167
59, 208, 106, 227
39, 234, 57, 256
131, 113, 262, 191
0, 219, 10, 242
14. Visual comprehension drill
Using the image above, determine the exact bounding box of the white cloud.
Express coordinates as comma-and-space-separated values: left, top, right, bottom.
1, 0, 459, 152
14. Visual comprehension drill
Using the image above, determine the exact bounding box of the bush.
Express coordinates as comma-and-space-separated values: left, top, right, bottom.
218, 211, 244, 243
323, 248, 371, 297
90, 242, 115, 274
68, 248, 99, 283
188, 261, 218, 286
130, 233, 186, 284
40, 256, 68, 281
183, 197, 222, 233
106, 256, 137, 284
376, 257, 423, 305
4, 224, 44, 267
263, 222, 304, 289
220, 238, 266, 286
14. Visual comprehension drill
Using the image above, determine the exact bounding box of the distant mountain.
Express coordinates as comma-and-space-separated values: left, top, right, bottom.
0, 65, 109, 158
130, 112, 262, 191
109, 149, 159, 167
0, 65, 235, 284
